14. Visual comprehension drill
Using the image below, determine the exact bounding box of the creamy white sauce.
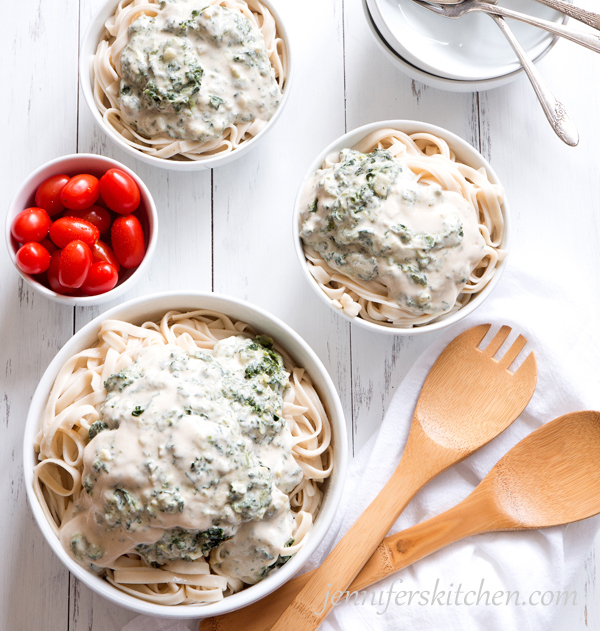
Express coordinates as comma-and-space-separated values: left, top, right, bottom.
61, 336, 303, 584
118, 0, 281, 142
300, 148, 487, 318
210, 486, 296, 584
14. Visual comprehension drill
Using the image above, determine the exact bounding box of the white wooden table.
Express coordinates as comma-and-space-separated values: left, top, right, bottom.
1, 0, 599, 629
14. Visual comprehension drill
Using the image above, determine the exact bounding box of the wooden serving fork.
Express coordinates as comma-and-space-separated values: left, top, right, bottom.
201, 411, 600, 631
200, 324, 537, 631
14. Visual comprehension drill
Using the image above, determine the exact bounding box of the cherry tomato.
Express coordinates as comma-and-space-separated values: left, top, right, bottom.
11, 207, 51, 243
58, 240, 92, 289
91, 240, 120, 272
99, 169, 140, 215
35, 174, 70, 216
111, 215, 145, 269
15, 242, 51, 275
49, 217, 100, 249
47, 251, 75, 295
60, 174, 100, 211
81, 262, 119, 296
39, 238, 57, 255
64, 205, 112, 235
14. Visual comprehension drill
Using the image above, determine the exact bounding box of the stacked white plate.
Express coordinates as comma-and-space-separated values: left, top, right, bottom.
364, 0, 568, 92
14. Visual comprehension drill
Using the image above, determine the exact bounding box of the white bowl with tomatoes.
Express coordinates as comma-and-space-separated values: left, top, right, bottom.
6, 153, 157, 305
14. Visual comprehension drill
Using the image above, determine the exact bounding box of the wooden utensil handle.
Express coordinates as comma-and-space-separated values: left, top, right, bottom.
198, 493, 407, 631
199, 491, 499, 631
199, 573, 313, 631
267, 447, 437, 631
352, 495, 496, 591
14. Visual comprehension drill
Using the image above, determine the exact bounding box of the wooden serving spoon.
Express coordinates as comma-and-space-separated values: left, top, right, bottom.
201, 410, 600, 631
200, 324, 537, 631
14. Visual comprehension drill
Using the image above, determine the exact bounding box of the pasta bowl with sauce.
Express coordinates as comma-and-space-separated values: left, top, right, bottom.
293, 121, 510, 334
23, 292, 347, 617
80, 0, 292, 171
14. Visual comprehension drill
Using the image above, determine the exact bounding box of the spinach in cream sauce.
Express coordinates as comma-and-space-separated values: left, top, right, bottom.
118, 0, 281, 142
300, 148, 487, 318
63, 336, 303, 583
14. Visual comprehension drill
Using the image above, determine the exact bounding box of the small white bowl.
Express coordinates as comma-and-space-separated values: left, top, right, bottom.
363, 0, 560, 92
80, 0, 293, 171
369, 0, 565, 82
293, 121, 510, 336
5, 153, 158, 306
24, 291, 347, 618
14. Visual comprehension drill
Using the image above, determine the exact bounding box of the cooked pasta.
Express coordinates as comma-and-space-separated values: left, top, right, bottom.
33, 310, 332, 605
92, 0, 287, 161
299, 129, 506, 328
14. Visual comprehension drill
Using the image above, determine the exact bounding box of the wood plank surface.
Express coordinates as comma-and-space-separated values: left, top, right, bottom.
0, 0, 598, 629
0, 1, 79, 630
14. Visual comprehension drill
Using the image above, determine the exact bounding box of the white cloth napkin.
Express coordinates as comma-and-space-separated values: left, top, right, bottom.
123, 251, 600, 631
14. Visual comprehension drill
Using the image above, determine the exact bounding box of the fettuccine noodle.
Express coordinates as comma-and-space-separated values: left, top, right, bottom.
34, 310, 332, 605
92, 0, 287, 161
300, 129, 506, 328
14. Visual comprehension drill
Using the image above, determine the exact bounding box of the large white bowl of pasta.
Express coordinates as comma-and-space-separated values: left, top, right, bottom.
24, 292, 346, 617
80, 0, 292, 170
294, 120, 510, 334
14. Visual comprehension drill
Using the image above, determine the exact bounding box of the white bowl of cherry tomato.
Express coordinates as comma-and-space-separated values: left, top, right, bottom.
6, 153, 157, 305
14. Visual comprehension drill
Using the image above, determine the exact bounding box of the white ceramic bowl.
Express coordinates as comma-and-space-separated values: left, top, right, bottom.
368, 0, 566, 82
293, 121, 510, 336
24, 291, 347, 618
80, 0, 293, 171
363, 0, 561, 92
5, 153, 158, 306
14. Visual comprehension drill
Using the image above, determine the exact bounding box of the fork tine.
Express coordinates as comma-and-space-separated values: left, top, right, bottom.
482, 325, 512, 357
497, 334, 527, 370
514, 350, 537, 378
459, 323, 492, 347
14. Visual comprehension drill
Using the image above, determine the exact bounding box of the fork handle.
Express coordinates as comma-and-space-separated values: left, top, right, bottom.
490, 15, 579, 146
266, 425, 462, 631
527, 0, 600, 30
267, 457, 429, 631
477, 2, 600, 54
198, 485, 506, 631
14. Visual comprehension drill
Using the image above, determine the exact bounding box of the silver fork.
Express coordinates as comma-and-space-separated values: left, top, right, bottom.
428, 0, 600, 31
532, 0, 600, 30
411, 0, 579, 146
491, 14, 578, 145
409, 0, 600, 53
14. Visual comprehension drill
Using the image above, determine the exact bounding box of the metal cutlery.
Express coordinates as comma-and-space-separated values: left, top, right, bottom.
532, 0, 600, 29
430, 0, 600, 30
412, 0, 580, 145
490, 14, 578, 145
410, 0, 600, 53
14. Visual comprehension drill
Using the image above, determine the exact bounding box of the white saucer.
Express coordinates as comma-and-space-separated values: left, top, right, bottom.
363, 0, 561, 92
368, 0, 564, 81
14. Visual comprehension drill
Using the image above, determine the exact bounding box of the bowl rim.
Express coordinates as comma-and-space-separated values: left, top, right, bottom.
23, 290, 348, 618
368, 0, 567, 83
362, 0, 563, 92
5, 152, 158, 306
79, 0, 294, 171
292, 120, 511, 336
